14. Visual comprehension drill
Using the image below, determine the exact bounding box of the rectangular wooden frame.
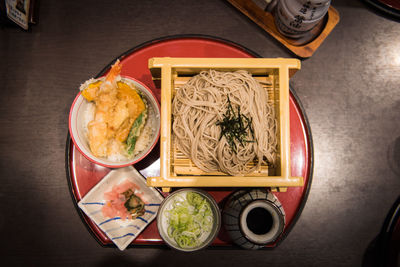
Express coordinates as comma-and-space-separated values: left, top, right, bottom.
147, 57, 303, 192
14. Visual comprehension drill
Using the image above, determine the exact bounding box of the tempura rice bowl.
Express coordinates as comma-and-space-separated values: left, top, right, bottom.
69, 76, 160, 168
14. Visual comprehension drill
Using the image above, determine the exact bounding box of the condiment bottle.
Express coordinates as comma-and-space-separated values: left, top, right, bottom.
274, 0, 331, 39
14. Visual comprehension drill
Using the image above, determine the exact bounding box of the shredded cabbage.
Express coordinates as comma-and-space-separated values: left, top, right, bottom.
164, 192, 213, 249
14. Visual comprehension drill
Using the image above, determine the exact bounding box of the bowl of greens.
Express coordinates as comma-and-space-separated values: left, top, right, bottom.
157, 188, 221, 252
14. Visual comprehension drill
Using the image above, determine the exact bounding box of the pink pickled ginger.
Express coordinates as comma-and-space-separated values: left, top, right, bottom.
102, 180, 142, 220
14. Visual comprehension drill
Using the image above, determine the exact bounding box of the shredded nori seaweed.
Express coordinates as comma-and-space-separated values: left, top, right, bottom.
216, 96, 255, 154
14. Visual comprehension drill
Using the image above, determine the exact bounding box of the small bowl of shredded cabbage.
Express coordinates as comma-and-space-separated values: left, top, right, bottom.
157, 189, 221, 252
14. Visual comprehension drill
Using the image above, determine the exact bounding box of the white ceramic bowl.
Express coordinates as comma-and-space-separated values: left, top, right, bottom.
69, 75, 160, 168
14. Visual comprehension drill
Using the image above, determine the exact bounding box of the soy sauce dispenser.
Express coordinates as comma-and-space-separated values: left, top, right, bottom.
274, 0, 331, 39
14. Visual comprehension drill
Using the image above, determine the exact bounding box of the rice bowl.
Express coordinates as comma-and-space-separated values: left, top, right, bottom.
69, 75, 160, 168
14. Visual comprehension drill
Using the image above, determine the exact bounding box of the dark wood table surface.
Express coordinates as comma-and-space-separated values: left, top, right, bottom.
1, 0, 399, 266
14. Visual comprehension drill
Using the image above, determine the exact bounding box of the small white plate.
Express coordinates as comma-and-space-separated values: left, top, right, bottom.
78, 166, 164, 250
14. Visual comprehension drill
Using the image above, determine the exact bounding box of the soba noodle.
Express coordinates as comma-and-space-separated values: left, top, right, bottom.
172, 70, 277, 176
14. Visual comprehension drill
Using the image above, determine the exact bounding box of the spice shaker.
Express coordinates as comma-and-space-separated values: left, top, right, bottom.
274, 0, 331, 39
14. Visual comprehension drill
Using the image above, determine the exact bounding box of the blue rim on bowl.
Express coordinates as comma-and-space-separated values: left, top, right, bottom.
157, 188, 221, 252
69, 75, 160, 168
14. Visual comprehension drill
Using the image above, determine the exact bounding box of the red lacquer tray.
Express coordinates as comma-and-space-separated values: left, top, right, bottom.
66, 35, 314, 248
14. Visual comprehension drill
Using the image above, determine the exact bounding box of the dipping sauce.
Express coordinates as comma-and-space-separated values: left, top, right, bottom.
246, 207, 273, 235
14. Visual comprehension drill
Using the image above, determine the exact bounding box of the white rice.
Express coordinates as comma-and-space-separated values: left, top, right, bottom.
133, 123, 153, 155
83, 102, 95, 135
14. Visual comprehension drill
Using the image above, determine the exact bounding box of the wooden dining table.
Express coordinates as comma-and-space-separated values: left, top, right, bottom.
1, 0, 399, 266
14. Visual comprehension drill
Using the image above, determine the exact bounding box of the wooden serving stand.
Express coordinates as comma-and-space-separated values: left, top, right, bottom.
226, 0, 340, 58
147, 57, 304, 193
